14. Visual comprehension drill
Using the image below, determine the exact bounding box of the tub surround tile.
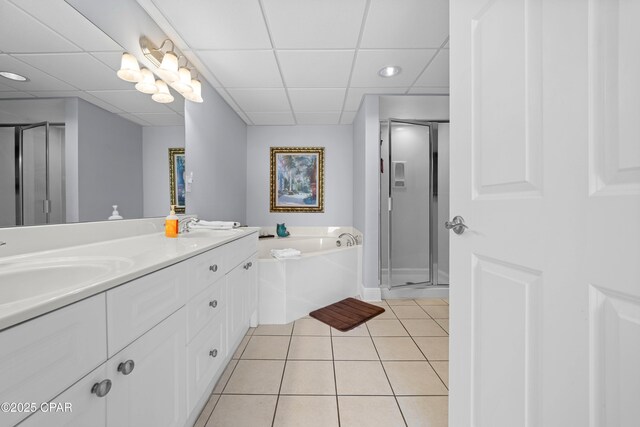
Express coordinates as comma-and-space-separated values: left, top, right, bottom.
431, 361, 449, 387
223, 360, 285, 394
389, 305, 430, 319
384, 299, 419, 306
287, 336, 333, 360
293, 318, 331, 336
397, 396, 448, 427
366, 319, 409, 337
212, 359, 238, 394
206, 394, 277, 427
338, 396, 405, 427
280, 361, 335, 395
414, 298, 448, 306
400, 319, 448, 337
273, 395, 339, 427
334, 361, 393, 395
241, 335, 291, 360
332, 337, 379, 360
413, 337, 449, 361
422, 306, 449, 319
331, 324, 370, 337
372, 337, 425, 361
383, 361, 448, 395
253, 323, 294, 336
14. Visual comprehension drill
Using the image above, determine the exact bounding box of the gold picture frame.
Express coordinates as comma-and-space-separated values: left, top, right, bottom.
270, 147, 324, 213
168, 147, 186, 214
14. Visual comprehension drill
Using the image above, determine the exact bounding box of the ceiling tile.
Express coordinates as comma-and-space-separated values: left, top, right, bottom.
88, 90, 174, 114
344, 87, 407, 111
246, 111, 295, 125
408, 86, 449, 95
295, 112, 340, 125
149, 0, 271, 49
133, 113, 184, 126
288, 88, 345, 112
14, 53, 132, 91
234, 110, 252, 125
91, 52, 125, 72
340, 111, 357, 125
350, 49, 437, 87
0, 54, 75, 91
277, 50, 354, 88
23, 90, 124, 114
0, 80, 19, 91
361, 0, 448, 49
262, 0, 367, 48
0, 1, 80, 53
0, 91, 33, 99
10, 0, 122, 52
414, 49, 449, 86
227, 88, 290, 112
198, 50, 282, 88
117, 113, 151, 126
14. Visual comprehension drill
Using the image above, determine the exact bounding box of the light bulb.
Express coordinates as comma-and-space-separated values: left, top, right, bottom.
156, 51, 179, 83
116, 52, 142, 82
151, 80, 174, 103
135, 68, 158, 94
183, 78, 203, 103
172, 67, 193, 94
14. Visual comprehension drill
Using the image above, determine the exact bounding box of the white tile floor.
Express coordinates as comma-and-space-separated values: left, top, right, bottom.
194, 298, 449, 427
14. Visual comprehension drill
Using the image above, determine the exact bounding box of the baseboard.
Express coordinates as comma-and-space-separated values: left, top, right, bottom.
360, 284, 382, 302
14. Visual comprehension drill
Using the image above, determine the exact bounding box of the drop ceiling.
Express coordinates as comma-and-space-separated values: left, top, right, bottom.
0, 0, 449, 127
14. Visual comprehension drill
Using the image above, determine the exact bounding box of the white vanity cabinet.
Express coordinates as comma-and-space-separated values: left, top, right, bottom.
226, 254, 258, 350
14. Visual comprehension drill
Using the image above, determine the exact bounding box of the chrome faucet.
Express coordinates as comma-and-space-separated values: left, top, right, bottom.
178, 217, 199, 233
337, 233, 357, 247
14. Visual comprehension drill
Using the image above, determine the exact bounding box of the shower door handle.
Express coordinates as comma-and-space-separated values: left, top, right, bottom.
445, 216, 468, 235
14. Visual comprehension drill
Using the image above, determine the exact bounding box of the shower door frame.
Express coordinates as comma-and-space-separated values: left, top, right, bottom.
381, 119, 450, 289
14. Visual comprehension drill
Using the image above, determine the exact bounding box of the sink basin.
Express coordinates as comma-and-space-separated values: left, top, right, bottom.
0, 256, 134, 305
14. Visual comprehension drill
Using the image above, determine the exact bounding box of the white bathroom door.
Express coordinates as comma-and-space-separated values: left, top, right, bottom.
449, 1, 640, 427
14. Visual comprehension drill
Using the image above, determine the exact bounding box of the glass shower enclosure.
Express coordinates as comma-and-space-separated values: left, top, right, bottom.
0, 122, 65, 227
380, 120, 450, 288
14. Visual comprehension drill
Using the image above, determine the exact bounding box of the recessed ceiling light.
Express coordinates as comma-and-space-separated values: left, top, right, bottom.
0, 71, 29, 82
378, 66, 401, 78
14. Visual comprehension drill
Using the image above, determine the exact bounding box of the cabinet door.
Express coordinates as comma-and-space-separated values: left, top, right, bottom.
19, 363, 109, 427
246, 255, 258, 324
107, 309, 186, 427
226, 256, 256, 350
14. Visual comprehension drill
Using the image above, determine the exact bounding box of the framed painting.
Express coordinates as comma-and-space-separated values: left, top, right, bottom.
270, 147, 324, 213
168, 147, 186, 214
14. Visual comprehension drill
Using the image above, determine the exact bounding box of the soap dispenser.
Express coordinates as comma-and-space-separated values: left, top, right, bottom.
165, 205, 179, 238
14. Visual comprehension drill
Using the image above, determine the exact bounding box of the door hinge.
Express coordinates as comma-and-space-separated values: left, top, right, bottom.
43, 199, 51, 214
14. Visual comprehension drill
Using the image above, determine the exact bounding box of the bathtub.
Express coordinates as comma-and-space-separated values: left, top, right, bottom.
257, 230, 362, 325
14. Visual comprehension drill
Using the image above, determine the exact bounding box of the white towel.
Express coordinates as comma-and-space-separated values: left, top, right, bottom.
192, 220, 241, 230
270, 248, 302, 260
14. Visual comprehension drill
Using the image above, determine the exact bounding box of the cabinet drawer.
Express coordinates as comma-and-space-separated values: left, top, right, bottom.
224, 234, 258, 272
106, 264, 186, 357
186, 246, 226, 299
186, 277, 226, 343
0, 294, 107, 427
19, 363, 108, 427
186, 316, 226, 414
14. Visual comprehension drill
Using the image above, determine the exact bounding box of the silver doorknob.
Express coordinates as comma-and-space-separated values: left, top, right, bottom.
91, 379, 112, 397
117, 360, 135, 375
445, 216, 468, 235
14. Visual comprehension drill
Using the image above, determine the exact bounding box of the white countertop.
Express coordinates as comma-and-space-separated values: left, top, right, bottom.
0, 227, 259, 332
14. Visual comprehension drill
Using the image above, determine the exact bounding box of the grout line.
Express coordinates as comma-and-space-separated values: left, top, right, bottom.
330, 323, 341, 427
405, 36, 450, 95
270, 320, 294, 427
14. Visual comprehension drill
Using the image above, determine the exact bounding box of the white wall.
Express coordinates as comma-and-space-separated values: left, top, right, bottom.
77, 99, 143, 221
352, 95, 381, 290
185, 80, 247, 223
143, 126, 185, 217
246, 125, 353, 227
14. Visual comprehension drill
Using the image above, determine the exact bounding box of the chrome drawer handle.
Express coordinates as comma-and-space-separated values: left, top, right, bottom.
243, 262, 253, 270
445, 216, 468, 235
209, 264, 218, 272
209, 300, 218, 308
209, 349, 218, 358
117, 360, 135, 375
91, 379, 112, 398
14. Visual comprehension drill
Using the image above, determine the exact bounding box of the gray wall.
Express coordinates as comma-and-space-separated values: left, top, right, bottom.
77, 98, 143, 221
246, 125, 353, 227
185, 80, 247, 223
143, 126, 185, 218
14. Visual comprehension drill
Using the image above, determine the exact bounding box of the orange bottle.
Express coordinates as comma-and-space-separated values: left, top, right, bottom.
165, 205, 179, 238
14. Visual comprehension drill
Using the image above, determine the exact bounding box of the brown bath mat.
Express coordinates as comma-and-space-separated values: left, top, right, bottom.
310, 298, 385, 332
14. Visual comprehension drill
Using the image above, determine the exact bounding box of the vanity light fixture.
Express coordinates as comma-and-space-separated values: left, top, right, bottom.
378, 65, 402, 78
115, 36, 204, 104
0, 71, 29, 82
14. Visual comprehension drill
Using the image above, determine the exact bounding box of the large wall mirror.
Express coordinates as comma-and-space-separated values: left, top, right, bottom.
0, 0, 185, 228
